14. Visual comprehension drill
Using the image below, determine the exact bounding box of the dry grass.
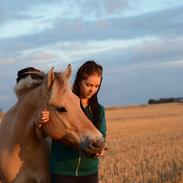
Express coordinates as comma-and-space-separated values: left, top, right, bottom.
1, 104, 182, 182
99, 103, 183, 183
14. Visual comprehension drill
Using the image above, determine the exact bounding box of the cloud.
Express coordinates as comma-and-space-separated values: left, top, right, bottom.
0, 95, 11, 100
0, 58, 16, 65
0, 1, 42, 23
1, 3, 182, 52
20, 50, 59, 64
1, 0, 183, 110
0, 0, 129, 39
127, 37, 183, 64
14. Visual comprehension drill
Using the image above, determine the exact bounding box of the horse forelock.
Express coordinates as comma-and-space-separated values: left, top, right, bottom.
49, 72, 68, 101
14, 76, 43, 98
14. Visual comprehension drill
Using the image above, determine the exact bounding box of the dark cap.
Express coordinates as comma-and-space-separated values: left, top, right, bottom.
16, 67, 45, 83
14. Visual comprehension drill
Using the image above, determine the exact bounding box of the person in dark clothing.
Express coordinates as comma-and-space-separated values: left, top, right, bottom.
16, 67, 45, 83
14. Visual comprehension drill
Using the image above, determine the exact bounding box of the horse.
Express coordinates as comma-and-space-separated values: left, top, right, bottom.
0, 65, 105, 183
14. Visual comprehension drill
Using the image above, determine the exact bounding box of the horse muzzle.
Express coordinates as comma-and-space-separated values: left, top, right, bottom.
80, 136, 106, 156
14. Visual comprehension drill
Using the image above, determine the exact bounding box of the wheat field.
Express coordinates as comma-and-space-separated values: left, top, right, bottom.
0, 103, 182, 182
99, 103, 183, 183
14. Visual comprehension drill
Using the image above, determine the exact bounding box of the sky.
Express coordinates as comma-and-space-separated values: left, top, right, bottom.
0, 0, 183, 111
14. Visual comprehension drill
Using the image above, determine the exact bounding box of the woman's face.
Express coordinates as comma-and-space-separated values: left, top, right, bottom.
79, 74, 101, 99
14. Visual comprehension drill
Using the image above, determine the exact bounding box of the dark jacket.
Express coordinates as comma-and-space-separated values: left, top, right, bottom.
49, 104, 106, 176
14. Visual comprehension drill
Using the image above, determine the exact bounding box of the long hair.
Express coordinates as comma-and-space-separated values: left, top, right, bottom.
72, 61, 103, 129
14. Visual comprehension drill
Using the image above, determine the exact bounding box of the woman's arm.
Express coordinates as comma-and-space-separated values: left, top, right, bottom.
96, 105, 108, 157
99, 105, 107, 138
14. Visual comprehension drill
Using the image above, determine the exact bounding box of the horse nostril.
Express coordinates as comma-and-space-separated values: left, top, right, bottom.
91, 141, 100, 148
90, 138, 105, 149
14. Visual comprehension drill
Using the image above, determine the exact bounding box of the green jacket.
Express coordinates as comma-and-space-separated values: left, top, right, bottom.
49, 104, 106, 176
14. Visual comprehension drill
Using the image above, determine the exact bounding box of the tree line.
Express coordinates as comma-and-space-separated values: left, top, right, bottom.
148, 97, 183, 104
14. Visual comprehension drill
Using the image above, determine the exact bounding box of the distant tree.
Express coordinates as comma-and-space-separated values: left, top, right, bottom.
148, 97, 183, 104
148, 99, 158, 104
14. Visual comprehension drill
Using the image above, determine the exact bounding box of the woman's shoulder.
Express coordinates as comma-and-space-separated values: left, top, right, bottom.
98, 103, 105, 112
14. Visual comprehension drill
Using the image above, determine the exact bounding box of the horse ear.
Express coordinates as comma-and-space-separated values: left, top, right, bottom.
47, 67, 55, 90
63, 64, 72, 79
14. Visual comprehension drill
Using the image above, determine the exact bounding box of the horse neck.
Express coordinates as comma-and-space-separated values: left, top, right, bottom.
15, 85, 48, 128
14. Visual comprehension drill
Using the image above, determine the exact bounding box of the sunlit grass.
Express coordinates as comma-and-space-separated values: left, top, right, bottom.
99, 103, 183, 183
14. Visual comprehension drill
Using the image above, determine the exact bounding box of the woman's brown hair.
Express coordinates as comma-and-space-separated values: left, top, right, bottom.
72, 61, 103, 129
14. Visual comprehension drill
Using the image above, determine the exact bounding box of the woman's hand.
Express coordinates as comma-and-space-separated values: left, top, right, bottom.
36, 108, 50, 128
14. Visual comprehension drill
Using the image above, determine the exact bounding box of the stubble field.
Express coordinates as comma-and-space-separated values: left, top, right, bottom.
0, 103, 182, 182
99, 103, 183, 183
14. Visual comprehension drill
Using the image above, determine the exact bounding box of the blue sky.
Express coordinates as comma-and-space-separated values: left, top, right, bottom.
1, 0, 183, 111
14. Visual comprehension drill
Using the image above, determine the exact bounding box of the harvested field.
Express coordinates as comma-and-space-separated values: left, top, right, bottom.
99, 103, 183, 183
1, 103, 183, 182
0, 112, 4, 123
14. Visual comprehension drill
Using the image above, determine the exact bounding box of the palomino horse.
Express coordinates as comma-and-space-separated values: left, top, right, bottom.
0, 65, 105, 183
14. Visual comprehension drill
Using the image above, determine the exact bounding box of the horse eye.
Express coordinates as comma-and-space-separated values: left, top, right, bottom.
56, 106, 67, 113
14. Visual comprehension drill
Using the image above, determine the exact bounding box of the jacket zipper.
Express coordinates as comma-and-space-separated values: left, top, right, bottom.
76, 156, 81, 176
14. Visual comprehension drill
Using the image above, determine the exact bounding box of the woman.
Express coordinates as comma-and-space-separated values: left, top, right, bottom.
40, 61, 107, 183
